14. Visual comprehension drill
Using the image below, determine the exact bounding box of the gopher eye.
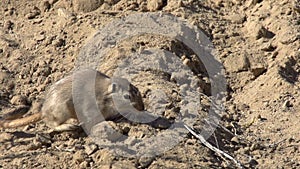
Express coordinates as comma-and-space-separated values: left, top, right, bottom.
123, 93, 131, 100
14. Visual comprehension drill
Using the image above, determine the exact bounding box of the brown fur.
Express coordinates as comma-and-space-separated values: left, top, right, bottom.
0, 69, 144, 131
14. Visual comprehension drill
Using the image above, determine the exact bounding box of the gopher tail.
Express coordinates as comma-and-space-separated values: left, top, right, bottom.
0, 113, 42, 128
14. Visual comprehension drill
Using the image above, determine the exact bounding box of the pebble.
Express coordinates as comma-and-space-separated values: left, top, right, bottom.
40, 1, 51, 12
4, 8, 14, 16
100, 3, 111, 10
52, 38, 65, 47
28, 138, 43, 150
92, 122, 124, 141
0, 71, 9, 83
73, 151, 86, 164
294, 0, 300, 13
105, 0, 118, 5
26, 6, 41, 19
226, 13, 246, 24
250, 143, 262, 151
92, 149, 115, 165
10, 95, 28, 105
260, 42, 276, 51
164, 0, 183, 11
57, 8, 75, 20
79, 161, 89, 168
73, 0, 104, 13
0, 132, 14, 142
3, 20, 14, 31
279, 31, 299, 44
138, 154, 155, 168
98, 165, 110, 169
245, 21, 269, 39
84, 144, 98, 155
224, 54, 250, 73
48, 0, 58, 5
231, 136, 240, 144
249, 159, 259, 166
35, 34, 46, 41
36, 84, 46, 92
282, 100, 292, 109
112, 161, 136, 169
247, 0, 261, 7
147, 0, 164, 11
182, 58, 190, 66
36, 133, 52, 146
250, 64, 266, 77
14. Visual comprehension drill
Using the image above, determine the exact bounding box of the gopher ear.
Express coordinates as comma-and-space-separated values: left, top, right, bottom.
108, 83, 117, 93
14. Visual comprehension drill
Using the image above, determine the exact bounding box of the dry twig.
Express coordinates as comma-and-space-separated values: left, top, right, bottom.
184, 124, 244, 169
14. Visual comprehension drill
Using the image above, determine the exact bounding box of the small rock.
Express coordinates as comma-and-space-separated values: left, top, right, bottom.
249, 159, 259, 166
245, 21, 273, 39
10, 95, 28, 105
3, 20, 14, 31
112, 161, 136, 169
52, 38, 65, 47
182, 58, 190, 66
91, 121, 124, 141
92, 149, 115, 165
39, 66, 51, 76
250, 143, 262, 151
28, 138, 43, 150
26, 6, 41, 19
231, 136, 240, 144
164, 0, 183, 11
282, 100, 292, 109
148, 117, 171, 129
232, 0, 242, 5
80, 161, 89, 168
85, 144, 98, 155
6, 81, 15, 90
98, 165, 110, 169
138, 154, 155, 168
0, 132, 14, 142
40, 1, 51, 12
0, 71, 9, 83
147, 0, 165, 11
247, 0, 261, 7
224, 54, 250, 73
35, 34, 46, 41
37, 84, 46, 92
250, 64, 266, 77
104, 0, 119, 5
226, 13, 246, 24
279, 31, 299, 44
36, 133, 52, 146
57, 8, 75, 19
260, 42, 276, 51
73, 151, 86, 164
294, 0, 300, 13
4, 8, 14, 16
49, 0, 58, 5
73, 0, 104, 13
100, 3, 111, 10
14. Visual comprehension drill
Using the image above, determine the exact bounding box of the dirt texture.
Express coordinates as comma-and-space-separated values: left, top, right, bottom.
0, 0, 299, 168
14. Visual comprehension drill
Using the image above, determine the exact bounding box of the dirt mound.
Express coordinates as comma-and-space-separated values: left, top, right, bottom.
0, 0, 299, 168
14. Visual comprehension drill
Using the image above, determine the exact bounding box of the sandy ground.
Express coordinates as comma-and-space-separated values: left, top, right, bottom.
0, 0, 299, 168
